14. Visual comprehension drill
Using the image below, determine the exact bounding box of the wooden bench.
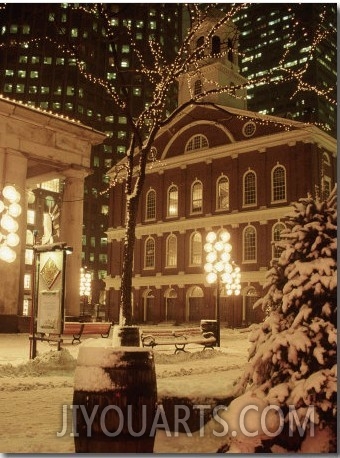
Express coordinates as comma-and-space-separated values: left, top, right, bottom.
62, 322, 84, 344
141, 327, 216, 354
81, 321, 113, 339
47, 321, 113, 345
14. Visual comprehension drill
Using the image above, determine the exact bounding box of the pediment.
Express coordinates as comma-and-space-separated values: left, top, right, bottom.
152, 103, 301, 161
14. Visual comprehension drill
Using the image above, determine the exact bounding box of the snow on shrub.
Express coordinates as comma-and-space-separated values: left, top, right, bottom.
221, 187, 337, 453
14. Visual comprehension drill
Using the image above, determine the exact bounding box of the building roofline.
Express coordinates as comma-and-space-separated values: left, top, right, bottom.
0, 94, 107, 144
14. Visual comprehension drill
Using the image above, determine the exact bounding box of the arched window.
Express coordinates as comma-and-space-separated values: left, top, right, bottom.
272, 222, 286, 259
243, 170, 256, 206
191, 180, 203, 213
167, 184, 178, 217
166, 234, 177, 267
144, 236, 155, 269
216, 175, 229, 210
243, 225, 256, 262
190, 231, 202, 265
196, 36, 205, 59
272, 164, 286, 202
145, 188, 156, 220
185, 134, 209, 152
194, 79, 202, 96
212, 35, 221, 55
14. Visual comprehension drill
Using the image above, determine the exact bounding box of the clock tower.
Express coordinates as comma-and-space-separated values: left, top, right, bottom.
178, 9, 248, 110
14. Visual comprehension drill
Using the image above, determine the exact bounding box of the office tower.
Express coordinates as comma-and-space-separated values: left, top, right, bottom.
233, 4, 337, 137
0, 4, 183, 315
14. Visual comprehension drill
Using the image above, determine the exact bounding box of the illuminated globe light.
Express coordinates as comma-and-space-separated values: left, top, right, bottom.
0, 201, 4, 213
8, 202, 22, 218
224, 263, 233, 274
206, 271, 217, 284
206, 251, 217, 263
206, 231, 217, 243
203, 242, 213, 253
224, 243, 232, 253
215, 261, 225, 272
0, 245, 16, 263
1, 214, 19, 233
6, 232, 20, 247
221, 272, 232, 284
2, 185, 20, 203
214, 241, 224, 252
221, 252, 231, 263
219, 230, 231, 243
204, 263, 213, 273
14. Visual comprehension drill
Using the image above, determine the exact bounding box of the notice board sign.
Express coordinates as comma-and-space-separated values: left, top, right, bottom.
37, 250, 64, 334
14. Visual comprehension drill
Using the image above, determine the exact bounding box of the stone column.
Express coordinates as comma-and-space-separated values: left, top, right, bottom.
59, 168, 88, 317
0, 148, 28, 330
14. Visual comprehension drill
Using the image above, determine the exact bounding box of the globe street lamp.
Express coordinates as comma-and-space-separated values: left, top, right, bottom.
204, 229, 241, 346
0, 185, 21, 263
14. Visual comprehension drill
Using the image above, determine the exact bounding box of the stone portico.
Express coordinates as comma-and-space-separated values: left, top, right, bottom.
0, 97, 106, 332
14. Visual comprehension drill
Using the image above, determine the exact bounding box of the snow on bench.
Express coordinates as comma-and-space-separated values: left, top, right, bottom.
140, 326, 216, 354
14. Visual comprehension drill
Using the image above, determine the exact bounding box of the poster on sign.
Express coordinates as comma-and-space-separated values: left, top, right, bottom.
36, 250, 64, 335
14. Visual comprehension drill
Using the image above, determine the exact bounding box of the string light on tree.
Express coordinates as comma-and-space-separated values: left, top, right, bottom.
0, 185, 22, 263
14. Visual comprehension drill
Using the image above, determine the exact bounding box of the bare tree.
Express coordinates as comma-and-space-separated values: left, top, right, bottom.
1, 3, 336, 327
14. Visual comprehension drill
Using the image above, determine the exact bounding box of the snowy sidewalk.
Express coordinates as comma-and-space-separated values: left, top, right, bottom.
0, 327, 248, 366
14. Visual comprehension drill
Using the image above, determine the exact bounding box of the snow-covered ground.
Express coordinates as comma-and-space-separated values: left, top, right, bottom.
0, 327, 250, 454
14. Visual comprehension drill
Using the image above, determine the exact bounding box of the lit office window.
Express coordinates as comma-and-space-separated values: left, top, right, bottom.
16, 84, 25, 93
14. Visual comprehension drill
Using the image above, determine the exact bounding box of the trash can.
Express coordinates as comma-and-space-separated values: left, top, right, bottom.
200, 319, 218, 346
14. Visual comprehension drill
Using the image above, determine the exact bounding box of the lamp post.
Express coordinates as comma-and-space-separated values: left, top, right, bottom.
80, 267, 92, 317
0, 185, 21, 263
204, 229, 241, 347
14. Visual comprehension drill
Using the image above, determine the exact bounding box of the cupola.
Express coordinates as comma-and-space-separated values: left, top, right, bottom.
178, 8, 248, 109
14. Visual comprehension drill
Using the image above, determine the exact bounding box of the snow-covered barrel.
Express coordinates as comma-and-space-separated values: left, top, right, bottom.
73, 345, 157, 453
200, 319, 218, 345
